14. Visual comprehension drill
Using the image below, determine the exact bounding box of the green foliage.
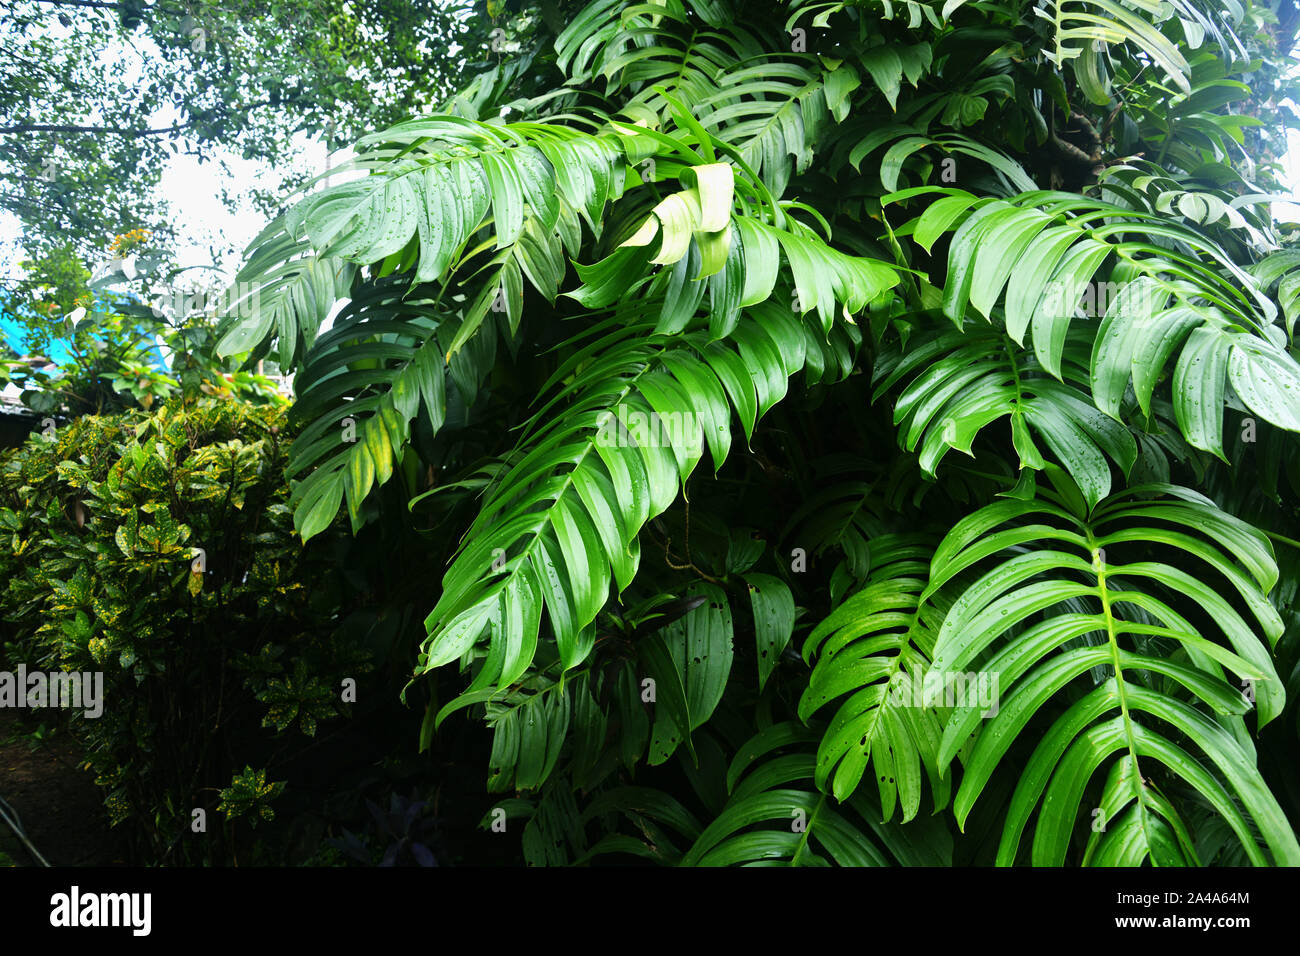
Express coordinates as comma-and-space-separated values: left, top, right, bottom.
0, 397, 364, 863
216, 0, 1300, 866
218, 767, 287, 826
4, 236, 286, 420
0, 242, 93, 355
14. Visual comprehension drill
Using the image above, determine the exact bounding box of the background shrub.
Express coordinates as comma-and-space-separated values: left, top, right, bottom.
0, 397, 369, 863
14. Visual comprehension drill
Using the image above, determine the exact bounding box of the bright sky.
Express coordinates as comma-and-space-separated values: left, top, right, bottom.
1282, 126, 1300, 220
155, 134, 336, 274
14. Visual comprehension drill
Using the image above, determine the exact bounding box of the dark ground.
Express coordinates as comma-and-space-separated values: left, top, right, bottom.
0, 710, 127, 866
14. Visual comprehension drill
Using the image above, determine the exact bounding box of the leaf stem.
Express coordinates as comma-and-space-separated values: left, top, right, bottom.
1261, 529, 1300, 552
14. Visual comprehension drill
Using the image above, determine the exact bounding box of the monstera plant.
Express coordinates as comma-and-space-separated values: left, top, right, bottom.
215, 0, 1300, 865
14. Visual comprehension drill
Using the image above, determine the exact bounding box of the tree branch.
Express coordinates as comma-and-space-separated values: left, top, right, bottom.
29, 0, 124, 9
0, 121, 194, 137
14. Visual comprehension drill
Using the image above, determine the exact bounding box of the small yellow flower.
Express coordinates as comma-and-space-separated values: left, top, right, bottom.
108, 228, 153, 258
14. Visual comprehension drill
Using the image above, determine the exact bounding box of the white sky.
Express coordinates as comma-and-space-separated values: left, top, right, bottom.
153, 133, 335, 275
1281, 126, 1300, 220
